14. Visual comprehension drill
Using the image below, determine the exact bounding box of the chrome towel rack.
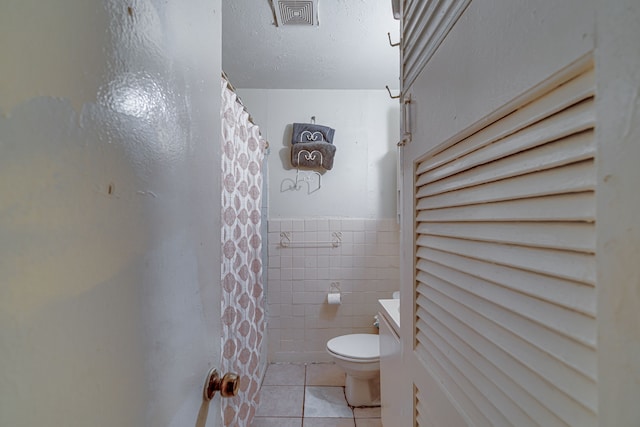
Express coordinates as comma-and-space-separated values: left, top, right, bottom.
279, 231, 342, 248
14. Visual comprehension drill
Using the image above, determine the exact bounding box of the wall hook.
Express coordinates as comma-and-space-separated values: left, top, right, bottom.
386, 85, 401, 99
387, 32, 400, 47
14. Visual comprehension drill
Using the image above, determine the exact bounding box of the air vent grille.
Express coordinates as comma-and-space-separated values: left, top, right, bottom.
273, 0, 319, 26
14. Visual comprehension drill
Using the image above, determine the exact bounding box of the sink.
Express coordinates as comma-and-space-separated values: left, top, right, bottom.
378, 299, 400, 331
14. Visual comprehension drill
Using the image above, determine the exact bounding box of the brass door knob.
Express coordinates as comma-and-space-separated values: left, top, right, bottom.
203, 368, 240, 401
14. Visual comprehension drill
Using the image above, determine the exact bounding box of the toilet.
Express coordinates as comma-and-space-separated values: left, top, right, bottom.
326, 333, 380, 407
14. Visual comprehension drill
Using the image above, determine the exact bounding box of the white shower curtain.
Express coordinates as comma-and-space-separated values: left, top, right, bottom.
220, 76, 267, 427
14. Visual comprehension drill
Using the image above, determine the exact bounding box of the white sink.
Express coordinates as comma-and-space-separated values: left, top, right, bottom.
378, 299, 400, 332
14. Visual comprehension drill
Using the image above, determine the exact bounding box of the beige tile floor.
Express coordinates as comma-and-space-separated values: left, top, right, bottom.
250, 363, 383, 427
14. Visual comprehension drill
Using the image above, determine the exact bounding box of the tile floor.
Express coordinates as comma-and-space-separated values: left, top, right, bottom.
250, 363, 383, 427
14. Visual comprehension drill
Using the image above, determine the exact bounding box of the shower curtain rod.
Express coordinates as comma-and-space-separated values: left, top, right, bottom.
221, 70, 269, 149
221, 71, 257, 126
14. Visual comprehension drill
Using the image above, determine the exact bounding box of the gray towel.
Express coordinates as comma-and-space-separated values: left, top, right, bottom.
291, 142, 336, 170
292, 123, 335, 144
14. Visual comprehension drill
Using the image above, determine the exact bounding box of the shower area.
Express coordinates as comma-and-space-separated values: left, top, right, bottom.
219, 74, 269, 426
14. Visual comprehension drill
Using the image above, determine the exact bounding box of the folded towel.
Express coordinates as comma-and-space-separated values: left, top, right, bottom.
291, 142, 336, 170
292, 123, 335, 145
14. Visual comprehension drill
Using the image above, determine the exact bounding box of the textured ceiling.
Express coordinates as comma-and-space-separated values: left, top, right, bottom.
222, 0, 400, 90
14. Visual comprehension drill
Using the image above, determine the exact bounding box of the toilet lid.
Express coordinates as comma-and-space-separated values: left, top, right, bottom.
327, 334, 379, 360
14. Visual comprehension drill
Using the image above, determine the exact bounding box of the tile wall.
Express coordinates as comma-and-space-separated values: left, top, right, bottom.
267, 218, 400, 362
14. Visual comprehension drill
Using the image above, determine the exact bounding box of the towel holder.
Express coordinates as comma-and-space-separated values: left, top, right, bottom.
294, 169, 321, 193
279, 231, 342, 248
299, 131, 325, 143
282, 148, 324, 194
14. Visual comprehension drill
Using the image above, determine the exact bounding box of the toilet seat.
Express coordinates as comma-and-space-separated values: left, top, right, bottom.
327, 334, 380, 361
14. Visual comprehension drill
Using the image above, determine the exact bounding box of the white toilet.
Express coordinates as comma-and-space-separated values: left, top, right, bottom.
326, 333, 380, 407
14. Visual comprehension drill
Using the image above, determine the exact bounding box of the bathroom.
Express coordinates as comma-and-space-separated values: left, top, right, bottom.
2, 0, 640, 426
1, 0, 400, 425
219, 83, 401, 425
224, 1, 402, 425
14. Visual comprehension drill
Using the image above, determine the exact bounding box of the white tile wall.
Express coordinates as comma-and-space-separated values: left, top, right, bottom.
267, 218, 400, 362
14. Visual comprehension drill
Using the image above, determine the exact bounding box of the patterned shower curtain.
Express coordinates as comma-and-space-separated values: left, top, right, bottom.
220, 76, 267, 427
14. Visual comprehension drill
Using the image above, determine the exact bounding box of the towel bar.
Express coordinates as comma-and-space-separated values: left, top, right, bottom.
279, 231, 342, 248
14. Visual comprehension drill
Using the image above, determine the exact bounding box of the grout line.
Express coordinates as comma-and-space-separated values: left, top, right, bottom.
301, 363, 307, 421
347, 386, 356, 424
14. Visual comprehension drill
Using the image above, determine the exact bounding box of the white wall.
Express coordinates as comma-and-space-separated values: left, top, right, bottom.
236, 89, 400, 219
0, 1, 222, 426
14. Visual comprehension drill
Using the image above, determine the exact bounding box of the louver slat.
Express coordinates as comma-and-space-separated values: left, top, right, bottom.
417, 159, 596, 210
402, 0, 471, 91
417, 130, 595, 197
418, 305, 566, 427
416, 101, 595, 187
417, 221, 595, 252
417, 193, 595, 223
415, 69, 595, 175
417, 234, 596, 284
415, 327, 496, 427
417, 247, 596, 316
416, 290, 597, 425
416, 258, 597, 348
413, 69, 597, 426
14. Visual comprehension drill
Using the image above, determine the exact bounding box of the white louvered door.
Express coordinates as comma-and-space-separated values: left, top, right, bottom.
406, 66, 597, 426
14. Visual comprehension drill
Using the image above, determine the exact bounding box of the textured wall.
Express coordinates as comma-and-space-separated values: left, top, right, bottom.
222, 1, 399, 90
236, 89, 400, 219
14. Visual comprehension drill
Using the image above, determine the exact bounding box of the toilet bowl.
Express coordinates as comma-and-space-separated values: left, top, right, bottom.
327, 333, 380, 407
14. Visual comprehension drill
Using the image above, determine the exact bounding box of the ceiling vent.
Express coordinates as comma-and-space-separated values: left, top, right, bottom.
272, 0, 319, 27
